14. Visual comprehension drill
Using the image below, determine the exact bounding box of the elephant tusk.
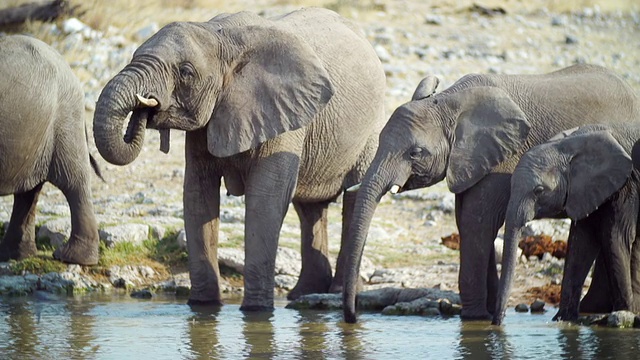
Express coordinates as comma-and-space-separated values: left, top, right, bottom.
346, 183, 361, 192
135, 94, 159, 107
390, 185, 400, 194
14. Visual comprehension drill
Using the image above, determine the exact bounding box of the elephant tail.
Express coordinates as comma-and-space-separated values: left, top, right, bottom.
86, 124, 105, 183
89, 154, 105, 182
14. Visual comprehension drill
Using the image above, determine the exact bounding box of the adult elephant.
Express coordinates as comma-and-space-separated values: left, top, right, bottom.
0, 35, 100, 265
93, 8, 386, 310
494, 124, 640, 325
342, 64, 640, 323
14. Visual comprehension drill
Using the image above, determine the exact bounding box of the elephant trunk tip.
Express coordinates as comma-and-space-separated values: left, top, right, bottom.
343, 308, 358, 324
491, 313, 505, 326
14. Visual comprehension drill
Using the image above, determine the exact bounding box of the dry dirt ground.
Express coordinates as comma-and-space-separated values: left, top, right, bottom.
2, 0, 640, 308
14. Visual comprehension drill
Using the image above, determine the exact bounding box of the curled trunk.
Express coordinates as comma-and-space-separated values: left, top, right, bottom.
93, 73, 148, 166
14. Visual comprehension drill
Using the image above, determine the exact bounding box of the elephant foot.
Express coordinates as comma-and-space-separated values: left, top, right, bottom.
240, 304, 275, 312
552, 308, 578, 322
460, 308, 493, 321
0, 239, 37, 261
187, 298, 224, 307
53, 236, 99, 266
287, 278, 332, 300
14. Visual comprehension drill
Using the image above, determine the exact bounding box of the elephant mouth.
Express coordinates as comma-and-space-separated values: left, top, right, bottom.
127, 105, 172, 153
402, 174, 438, 192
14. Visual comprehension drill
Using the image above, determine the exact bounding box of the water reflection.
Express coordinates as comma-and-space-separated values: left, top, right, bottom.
185, 304, 221, 359
456, 323, 513, 359
1, 295, 640, 359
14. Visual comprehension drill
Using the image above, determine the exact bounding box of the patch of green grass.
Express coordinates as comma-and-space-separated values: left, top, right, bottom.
9, 256, 67, 275
147, 229, 189, 267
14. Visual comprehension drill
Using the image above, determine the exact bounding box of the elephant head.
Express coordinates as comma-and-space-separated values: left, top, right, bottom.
94, 12, 334, 165
492, 126, 632, 325
343, 79, 530, 323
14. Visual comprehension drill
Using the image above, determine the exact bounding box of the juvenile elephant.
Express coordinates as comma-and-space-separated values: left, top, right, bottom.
494, 124, 640, 324
342, 64, 640, 323
0, 35, 100, 265
93, 8, 386, 310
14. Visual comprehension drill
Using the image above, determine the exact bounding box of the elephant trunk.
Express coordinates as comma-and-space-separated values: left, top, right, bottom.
492, 197, 534, 325
343, 159, 399, 323
93, 72, 149, 166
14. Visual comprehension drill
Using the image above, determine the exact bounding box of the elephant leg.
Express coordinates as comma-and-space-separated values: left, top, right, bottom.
287, 200, 332, 300
330, 189, 359, 294
241, 150, 300, 311
598, 201, 636, 312
184, 130, 222, 305
554, 222, 599, 321
631, 234, 640, 312
52, 177, 100, 266
0, 184, 43, 261
579, 253, 612, 314
456, 174, 510, 320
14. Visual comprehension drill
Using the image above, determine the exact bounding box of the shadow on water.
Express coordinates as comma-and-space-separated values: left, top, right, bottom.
1, 294, 640, 359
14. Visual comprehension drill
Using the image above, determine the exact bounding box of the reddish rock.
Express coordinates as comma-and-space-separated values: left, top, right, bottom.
519, 235, 567, 259
441, 233, 460, 250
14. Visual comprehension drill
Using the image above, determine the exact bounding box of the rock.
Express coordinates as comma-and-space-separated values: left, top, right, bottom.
565, 35, 579, 44
425, 14, 443, 25
218, 248, 244, 273
274, 274, 298, 290
551, 15, 568, 26
515, 303, 529, 312
275, 247, 302, 276
437, 193, 455, 213
108, 265, 155, 288
37, 218, 71, 248
530, 299, 546, 313
62, 18, 89, 34
135, 23, 159, 41
606, 310, 637, 328
100, 224, 150, 247
439, 299, 462, 316
374, 44, 391, 62
176, 229, 187, 249
131, 288, 153, 299
287, 287, 460, 312
285, 293, 342, 310
220, 208, 244, 223
381, 297, 440, 316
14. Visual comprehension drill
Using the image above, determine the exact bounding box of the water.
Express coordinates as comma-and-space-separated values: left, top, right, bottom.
0, 293, 639, 360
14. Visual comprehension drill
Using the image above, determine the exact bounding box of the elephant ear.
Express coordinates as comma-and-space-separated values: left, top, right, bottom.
563, 130, 632, 220
446, 87, 530, 194
632, 139, 640, 170
411, 75, 440, 101
207, 26, 334, 157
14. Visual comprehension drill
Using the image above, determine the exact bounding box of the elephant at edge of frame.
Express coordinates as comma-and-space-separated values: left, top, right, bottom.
0, 34, 101, 265
92, 8, 386, 311
494, 123, 640, 325
341, 64, 640, 323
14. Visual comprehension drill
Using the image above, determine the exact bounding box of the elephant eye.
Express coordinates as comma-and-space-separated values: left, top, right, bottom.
409, 147, 426, 160
533, 185, 545, 196
179, 63, 195, 79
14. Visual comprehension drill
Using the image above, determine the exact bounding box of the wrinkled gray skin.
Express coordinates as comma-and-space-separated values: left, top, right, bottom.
343, 64, 640, 323
0, 35, 100, 265
93, 8, 385, 310
494, 124, 640, 325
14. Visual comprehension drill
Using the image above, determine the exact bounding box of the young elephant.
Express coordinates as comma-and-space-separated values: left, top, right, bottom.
0, 35, 100, 265
342, 64, 640, 323
494, 124, 640, 324
93, 9, 386, 310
